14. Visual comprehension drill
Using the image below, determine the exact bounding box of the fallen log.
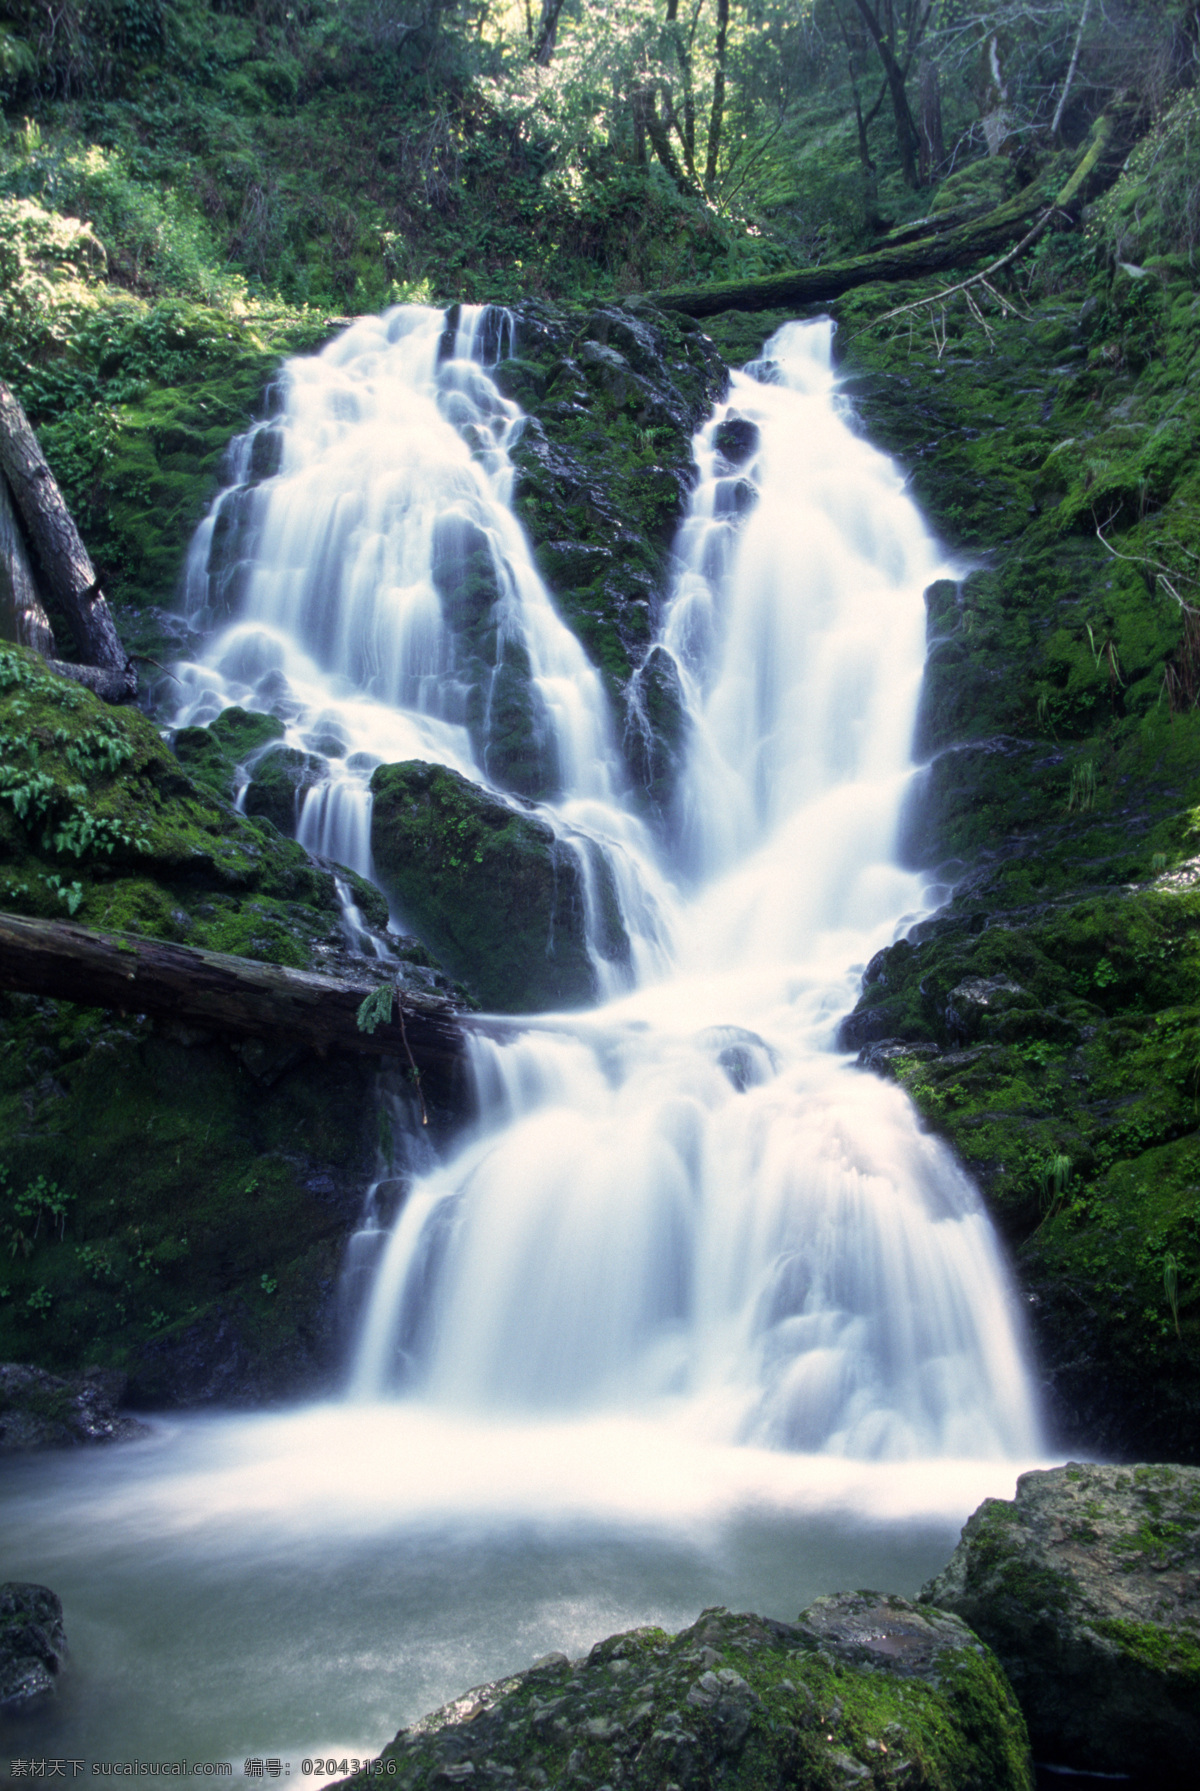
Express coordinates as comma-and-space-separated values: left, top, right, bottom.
648, 115, 1118, 319
0, 382, 136, 700
0, 909, 468, 1094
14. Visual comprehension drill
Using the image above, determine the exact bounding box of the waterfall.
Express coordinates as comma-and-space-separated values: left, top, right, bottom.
173, 302, 673, 989
176, 305, 1042, 1463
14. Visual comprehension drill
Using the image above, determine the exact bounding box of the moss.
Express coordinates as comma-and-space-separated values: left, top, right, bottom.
172, 706, 286, 802
0, 645, 358, 966
343, 1605, 1031, 1791
1093, 1618, 1200, 1683
369, 759, 603, 1013
0, 992, 376, 1399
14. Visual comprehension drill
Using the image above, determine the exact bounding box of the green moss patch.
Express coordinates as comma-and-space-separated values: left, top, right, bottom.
340, 1602, 1031, 1791
370, 759, 610, 1014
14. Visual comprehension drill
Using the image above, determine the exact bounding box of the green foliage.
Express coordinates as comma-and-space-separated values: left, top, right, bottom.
355, 982, 394, 1036
2, 1163, 73, 1257
1089, 89, 1200, 267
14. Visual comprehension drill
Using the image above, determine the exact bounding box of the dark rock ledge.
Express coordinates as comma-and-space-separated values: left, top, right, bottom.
0, 1361, 148, 1451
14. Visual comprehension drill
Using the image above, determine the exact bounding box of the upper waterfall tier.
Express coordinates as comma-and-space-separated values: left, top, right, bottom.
171, 302, 677, 994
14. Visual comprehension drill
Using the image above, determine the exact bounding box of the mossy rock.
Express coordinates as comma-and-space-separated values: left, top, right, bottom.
172, 705, 286, 802
243, 745, 328, 836
922, 1462, 1200, 1776
502, 300, 727, 812
0, 990, 382, 1402
369, 760, 604, 1013
339, 1599, 1032, 1791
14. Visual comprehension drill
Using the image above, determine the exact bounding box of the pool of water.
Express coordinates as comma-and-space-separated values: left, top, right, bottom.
0, 1404, 1041, 1782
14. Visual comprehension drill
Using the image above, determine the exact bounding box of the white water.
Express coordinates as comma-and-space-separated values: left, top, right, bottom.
0, 308, 1050, 1775
347, 317, 1041, 1464
173, 303, 673, 990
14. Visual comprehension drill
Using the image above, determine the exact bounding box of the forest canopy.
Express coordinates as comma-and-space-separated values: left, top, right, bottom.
1, 1, 1197, 312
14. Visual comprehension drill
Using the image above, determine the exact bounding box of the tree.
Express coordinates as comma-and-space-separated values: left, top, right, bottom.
842, 0, 933, 188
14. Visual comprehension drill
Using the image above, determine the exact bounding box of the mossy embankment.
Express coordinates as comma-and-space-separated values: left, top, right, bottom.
0, 642, 431, 1402
743, 140, 1200, 1459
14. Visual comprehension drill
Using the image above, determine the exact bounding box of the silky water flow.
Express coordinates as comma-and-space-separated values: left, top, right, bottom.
0, 310, 1047, 1778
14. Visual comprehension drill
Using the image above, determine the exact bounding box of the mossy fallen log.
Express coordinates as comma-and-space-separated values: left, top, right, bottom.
0, 381, 136, 701
0, 909, 466, 1080
648, 117, 1117, 319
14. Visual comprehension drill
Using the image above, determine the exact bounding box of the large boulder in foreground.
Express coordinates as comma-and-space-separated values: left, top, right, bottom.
370, 761, 609, 1013
921, 1461, 1200, 1776
339, 1599, 1032, 1791
1, 1583, 67, 1713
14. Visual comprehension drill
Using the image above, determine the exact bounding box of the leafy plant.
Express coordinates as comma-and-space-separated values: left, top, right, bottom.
357, 982, 395, 1034
1039, 1152, 1074, 1223
1068, 759, 1097, 813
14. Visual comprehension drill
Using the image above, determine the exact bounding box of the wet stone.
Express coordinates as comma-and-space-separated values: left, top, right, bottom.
0, 1582, 67, 1713
335, 1602, 1032, 1791
921, 1461, 1200, 1778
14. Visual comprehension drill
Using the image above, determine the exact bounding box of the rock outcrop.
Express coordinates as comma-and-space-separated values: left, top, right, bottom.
370, 759, 625, 1013
0, 1582, 68, 1713
921, 1460, 1200, 1777
0, 1361, 147, 1450
337, 1598, 1033, 1791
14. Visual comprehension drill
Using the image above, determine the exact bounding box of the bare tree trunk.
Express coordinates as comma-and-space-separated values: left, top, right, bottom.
635, 85, 700, 196
1051, 0, 1093, 140
851, 0, 923, 186
0, 380, 135, 698
534, 0, 565, 66
0, 472, 55, 656
918, 56, 944, 181
704, 0, 730, 189
665, 0, 699, 175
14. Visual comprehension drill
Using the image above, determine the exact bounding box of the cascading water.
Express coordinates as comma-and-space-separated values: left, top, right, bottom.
345, 316, 1042, 1462
173, 303, 673, 990
0, 307, 1049, 1778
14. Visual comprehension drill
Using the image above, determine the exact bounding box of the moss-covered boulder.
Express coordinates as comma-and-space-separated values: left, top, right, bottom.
370, 760, 603, 1013
171, 705, 286, 802
0, 990, 383, 1404
339, 1599, 1032, 1791
242, 744, 328, 835
922, 1462, 1200, 1777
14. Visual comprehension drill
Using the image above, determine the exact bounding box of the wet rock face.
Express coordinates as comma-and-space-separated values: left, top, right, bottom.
921, 1461, 1200, 1777
499, 301, 727, 817
242, 745, 328, 836
370, 760, 621, 1013
339, 1601, 1032, 1791
0, 1582, 67, 1714
0, 1362, 147, 1450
